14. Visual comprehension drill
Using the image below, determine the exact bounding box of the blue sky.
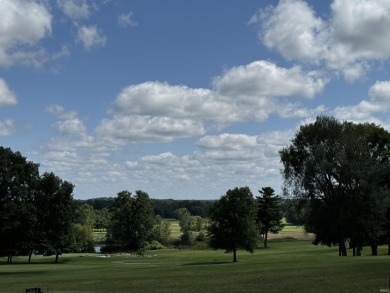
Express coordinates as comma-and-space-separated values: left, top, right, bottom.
2, 0, 390, 199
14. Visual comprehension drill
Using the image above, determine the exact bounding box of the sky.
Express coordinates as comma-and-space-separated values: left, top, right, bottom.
2, 0, 390, 200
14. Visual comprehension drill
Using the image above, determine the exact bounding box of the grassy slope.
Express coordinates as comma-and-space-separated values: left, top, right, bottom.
1, 241, 389, 293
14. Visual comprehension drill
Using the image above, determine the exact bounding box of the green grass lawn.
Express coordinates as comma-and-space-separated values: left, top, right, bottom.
1, 241, 389, 293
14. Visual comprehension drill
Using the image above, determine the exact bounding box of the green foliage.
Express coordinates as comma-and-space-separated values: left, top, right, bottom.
107, 190, 154, 251
0, 147, 40, 263
174, 208, 194, 246
174, 208, 205, 246
151, 215, 171, 245
208, 186, 258, 262
93, 208, 110, 230
0, 148, 75, 264
280, 116, 390, 256
37, 172, 75, 263
153, 199, 213, 218
257, 187, 284, 248
72, 223, 95, 253
75, 203, 96, 227
145, 240, 166, 250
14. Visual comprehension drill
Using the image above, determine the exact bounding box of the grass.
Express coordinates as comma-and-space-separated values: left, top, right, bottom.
1, 241, 389, 293
166, 219, 182, 239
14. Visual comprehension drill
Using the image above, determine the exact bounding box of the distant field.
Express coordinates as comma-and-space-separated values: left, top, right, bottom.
166, 219, 181, 239
93, 219, 310, 243
1, 241, 389, 292
166, 218, 312, 241
269, 224, 314, 241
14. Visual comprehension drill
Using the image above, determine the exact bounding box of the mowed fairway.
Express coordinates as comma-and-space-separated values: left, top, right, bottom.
1, 241, 389, 293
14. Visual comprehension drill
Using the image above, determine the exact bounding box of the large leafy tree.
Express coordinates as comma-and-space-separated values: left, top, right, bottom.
280, 116, 390, 256
0, 147, 40, 264
36, 172, 75, 263
108, 190, 154, 251
256, 187, 284, 248
208, 187, 258, 262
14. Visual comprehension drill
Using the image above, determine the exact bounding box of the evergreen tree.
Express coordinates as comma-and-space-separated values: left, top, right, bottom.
256, 187, 284, 248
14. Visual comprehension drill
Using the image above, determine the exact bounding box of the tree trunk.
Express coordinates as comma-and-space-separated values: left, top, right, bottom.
264, 230, 268, 248
232, 248, 237, 263
339, 241, 347, 256
371, 243, 378, 256
356, 245, 361, 256
7, 253, 13, 264
55, 250, 60, 264
28, 250, 33, 264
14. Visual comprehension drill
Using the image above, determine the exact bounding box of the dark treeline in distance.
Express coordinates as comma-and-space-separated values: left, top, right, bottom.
79, 197, 214, 219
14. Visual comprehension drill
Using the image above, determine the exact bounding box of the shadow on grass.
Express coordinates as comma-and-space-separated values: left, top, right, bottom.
0, 271, 46, 275
182, 261, 231, 266
0, 258, 73, 266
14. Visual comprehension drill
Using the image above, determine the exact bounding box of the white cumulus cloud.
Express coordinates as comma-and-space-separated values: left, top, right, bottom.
0, 0, 52, 67
213, 60, 327, 99
95, 115, 206, 143
333, 80, 390, 123
0, 78, 17, 106
110, 60, 327, 134
252, 0, 390, 81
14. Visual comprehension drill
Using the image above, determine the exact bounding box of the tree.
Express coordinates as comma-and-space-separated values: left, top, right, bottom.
94, 208, 110, 230
0, 147, 40, 264
72, 223, 95, 253
174, 208, 194, 245
75, 203, 96, 227
151, 215, 171, 246
37, 172, 75, 263
208, 187, 258, 262
257, 187, 284, 248
108, 190, 154, 251
280, 116, 390, 256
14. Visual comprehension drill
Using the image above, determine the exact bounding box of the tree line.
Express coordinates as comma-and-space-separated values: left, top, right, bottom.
2, 116, 389, 263
0, 145, 285, 263
0, 147, 74, 264
80, 197, 213, 219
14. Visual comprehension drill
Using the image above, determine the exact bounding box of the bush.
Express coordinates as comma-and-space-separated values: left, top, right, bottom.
145, 240, 166, 250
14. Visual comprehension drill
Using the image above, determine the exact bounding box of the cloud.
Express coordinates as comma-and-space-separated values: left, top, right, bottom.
77, 25, 107, 49
252, 0, 390, 81
123, 131, 293, 197
0, 78, 17, 106
0, 119, 16, 136
95, 115, 206, 143
47, 104, 87, 137
213, 60, 327, 99
0, 0, 52, 67
252, 0, 328, 63
111, 61, 327, 133
118, 11, 138, 27
57, 0, 91, 21
333, 80, 390, 123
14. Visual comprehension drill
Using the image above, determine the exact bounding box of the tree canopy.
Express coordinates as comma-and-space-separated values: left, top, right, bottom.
280, 116, 390, 256
108, 190, 154, 251
0, 147, 40, 263
0, 147, 75, 263
208, 187, 258, 262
